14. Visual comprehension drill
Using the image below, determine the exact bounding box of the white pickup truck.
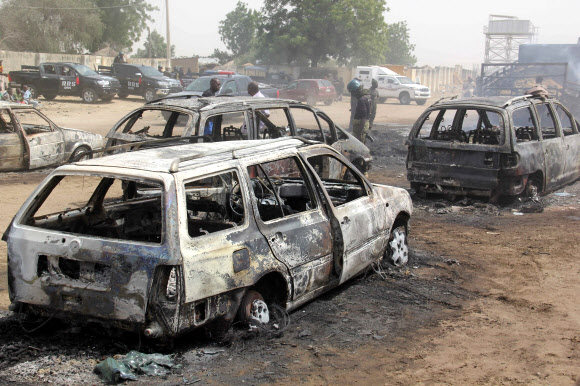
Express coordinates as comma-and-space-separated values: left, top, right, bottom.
355, 66, 431, 105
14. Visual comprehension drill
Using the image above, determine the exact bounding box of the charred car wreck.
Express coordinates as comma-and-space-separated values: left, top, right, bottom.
3, 138, 412, 339
406, 93, 580, 200
0, 102, 104, 171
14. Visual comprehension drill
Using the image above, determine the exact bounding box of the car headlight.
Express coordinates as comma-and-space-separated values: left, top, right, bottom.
97, 80, 110, 86
158, 81, 169, 88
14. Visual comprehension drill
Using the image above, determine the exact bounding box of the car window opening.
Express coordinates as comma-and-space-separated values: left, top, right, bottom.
23, 175, 163, 244
185, 171, 245, 238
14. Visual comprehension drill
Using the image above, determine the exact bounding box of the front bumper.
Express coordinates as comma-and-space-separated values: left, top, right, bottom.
96, 85, 121, 96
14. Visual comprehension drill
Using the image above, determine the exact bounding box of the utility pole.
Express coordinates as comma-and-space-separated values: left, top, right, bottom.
166, 0, 171, 69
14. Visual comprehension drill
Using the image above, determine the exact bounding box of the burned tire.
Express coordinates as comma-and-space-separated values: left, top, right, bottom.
387, 225, 409, 267
237, 290, 270, 326
69, 146, 92, 163
399, 92, 411, 105
144, 88, 156, 102
416, 99, 427, 105
82, 88, 98, 104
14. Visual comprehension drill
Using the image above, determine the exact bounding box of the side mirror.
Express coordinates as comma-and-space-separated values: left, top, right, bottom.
135, 73, 142, 76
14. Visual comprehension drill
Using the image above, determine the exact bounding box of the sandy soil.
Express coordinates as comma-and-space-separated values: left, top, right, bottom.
0, 96, 579, 384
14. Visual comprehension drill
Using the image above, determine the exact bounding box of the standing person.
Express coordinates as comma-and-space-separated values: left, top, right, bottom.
333, 77, 345, 101
347, 79, 371, 143
369, 79, 379, 129
202, 78, 221, 97
114, 52, 126, 64
462, 77, 475, 97
158, 65, 164, 73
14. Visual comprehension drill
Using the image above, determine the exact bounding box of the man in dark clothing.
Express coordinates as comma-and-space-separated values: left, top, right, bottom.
349, 80, 371, 144
333, 77, 345, 101
114, 52, 126, 64
369, 79, 379, 129
202, 78, 221, 97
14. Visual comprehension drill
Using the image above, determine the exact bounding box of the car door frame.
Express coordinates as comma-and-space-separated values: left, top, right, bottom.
531, 100, 567, 191
11, 108, 65, 169
551, 101, 580, 183
57, 64, 79, 96
0, 107, 27, 171
38, 64, 59, 95
240, 152, 337, 301
298, 146, 388, 284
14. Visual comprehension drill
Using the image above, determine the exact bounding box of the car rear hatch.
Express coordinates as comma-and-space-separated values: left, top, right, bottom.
407, 106, 512, 192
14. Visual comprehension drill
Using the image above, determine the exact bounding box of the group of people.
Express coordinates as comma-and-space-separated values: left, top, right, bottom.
2, 85, 39, 107
157, 65, 193, 80
348, 78, 379, 144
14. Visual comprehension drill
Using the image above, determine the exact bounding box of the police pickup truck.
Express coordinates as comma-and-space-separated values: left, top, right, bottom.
98, 63, 183, 102
8, 62, 120, 103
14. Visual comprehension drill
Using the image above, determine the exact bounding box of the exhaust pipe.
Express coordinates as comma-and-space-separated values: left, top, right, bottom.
143, 322, 164, 338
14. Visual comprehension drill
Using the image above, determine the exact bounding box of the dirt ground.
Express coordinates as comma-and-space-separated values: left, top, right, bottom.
0, 96, 579, 385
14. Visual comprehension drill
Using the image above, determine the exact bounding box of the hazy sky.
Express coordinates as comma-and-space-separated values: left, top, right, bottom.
145, 0, 580, 67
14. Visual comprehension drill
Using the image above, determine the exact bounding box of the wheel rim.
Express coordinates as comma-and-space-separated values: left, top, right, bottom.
389, 228, 408, 266
400, 94, 410, 104
145, 90, 155, 101
250, 299, 269, 324
84, 90, 95, 103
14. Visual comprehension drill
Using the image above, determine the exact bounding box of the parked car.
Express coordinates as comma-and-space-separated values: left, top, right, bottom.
97, 63, 183, 102
105, 96, 372, 173
406, 92, 580, 201
9, 62, 120, 103
171, 74, 279, 98
279, 79, 336, 106
0, 102, 104, 171
3, 138, 412, 338
355, 67, 431, 105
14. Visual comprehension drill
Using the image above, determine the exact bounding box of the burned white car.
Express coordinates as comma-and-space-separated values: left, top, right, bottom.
407, 93, 580, 200
3, 138, 411, 339
0, 102, 104, 171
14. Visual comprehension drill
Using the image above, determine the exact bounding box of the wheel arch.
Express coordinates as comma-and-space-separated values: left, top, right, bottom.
252, 270, 290, 307
391, 211, 411, 234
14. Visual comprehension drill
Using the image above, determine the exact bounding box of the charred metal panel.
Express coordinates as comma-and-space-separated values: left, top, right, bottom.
0, 132, 25, 171
26, 130, 64, 169
232, 248, 250, 273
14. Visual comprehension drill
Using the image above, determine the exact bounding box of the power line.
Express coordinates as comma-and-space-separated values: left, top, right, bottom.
5, 4, 140, 10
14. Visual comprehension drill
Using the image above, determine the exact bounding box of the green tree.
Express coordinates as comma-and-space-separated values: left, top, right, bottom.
218, 2, 259, 58
256, 0, 390, 67
384, 21, 417, 65
212, 48, 234, 65
0, 0, 103, 54
133, 30, 175, 58
91, 0, 157, 52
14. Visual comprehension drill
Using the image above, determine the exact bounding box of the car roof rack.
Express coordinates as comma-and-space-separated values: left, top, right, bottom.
169, 136, 317, 173
503, 94, 533, 108
70, 136, 213, 162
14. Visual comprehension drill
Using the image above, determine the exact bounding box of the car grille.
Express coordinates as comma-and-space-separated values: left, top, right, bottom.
420, 87, 429, 92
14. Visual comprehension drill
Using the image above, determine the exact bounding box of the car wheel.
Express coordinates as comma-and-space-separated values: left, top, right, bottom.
306, 95, 317, 106
144, 88, 156, 102
324, 99, 333, 106
237, 290, 270, 326
69, 146, 92, 163
387, 225, 409, 266
43, 94, 57, 101
82, 88, 98, 104
378, 97, 388, 104
118, 92, 129, 99
416, 99, 427, 105
399, 93, 411, 105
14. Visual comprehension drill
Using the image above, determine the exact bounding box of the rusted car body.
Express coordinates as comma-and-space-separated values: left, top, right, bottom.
3, 138, 411, 338
0, 102, 104, 171
105, 96, 372, 173
406, 94, 580, 199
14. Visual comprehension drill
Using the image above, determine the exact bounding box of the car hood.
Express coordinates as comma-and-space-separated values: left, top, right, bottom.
406, 83, 428, 90
150, 76, 182, 85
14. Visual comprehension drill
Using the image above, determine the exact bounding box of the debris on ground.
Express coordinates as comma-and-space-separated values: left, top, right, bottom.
94, 351, 176, 384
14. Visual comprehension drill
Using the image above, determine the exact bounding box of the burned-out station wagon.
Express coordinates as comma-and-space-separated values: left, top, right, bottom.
406, 93, 580, 200
105, 96, 373, 174
3, 138, 412, 338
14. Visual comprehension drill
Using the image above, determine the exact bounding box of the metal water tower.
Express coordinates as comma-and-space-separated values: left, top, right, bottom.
484, 15, 537, 63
